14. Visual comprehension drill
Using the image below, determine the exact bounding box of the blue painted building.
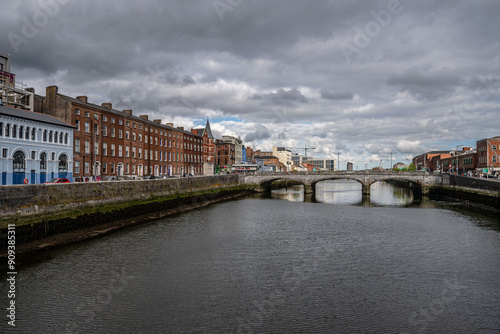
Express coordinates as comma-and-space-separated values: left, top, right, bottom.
242, 145, 247, 163
0, 105, 74, 185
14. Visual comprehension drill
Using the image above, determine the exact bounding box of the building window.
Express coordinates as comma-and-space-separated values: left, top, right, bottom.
85, 161, 90, 174
85, 122, 90, 133
40, 153, 47, 169
493, 145, 497, 150
125, 146, 130, 158
133, 123, 136, 129
111, 163, 115, 174
12, 125, 17, 138
31, 151, 36, 160
5, 124, 10, 137
102, 143, 107, 156
138, 148, 141, 158
102, 125, 107, 136
103, 116, 107, 122
2, 148, 7, 158
126, 131, 130, 140
111, 127, 115, 138
493, 156, 497, 163
75, 108, 80, 115
118, 145, 123, 157
119, 119, 123, 125
64, 133, 68, 144
51, 152, 55, 161
119, 129, 123, 139
59, 154, 68, 170
85, 111, 90, 117
102, 162, 107, 174
94, 142, 99, 155
111, 144, 115, 157
74, 161, 80, 174
75, 138, 80, 153
13, 151, 25, 170
85, 140, 90, 154
126, 121, 130, 127
75, 119, 80, 131
132, 147, 136, 158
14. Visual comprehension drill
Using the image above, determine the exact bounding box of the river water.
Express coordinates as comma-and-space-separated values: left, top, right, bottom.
2, 180, 500, 333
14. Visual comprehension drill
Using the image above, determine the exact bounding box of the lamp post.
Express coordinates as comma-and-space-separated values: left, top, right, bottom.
456, 145, 464, 175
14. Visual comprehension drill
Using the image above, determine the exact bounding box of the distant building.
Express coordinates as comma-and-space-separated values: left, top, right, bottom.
191, 119, 216, 175
222, 135, 243, 164
273, 147, 293, 171
216, 139, 235, 172
346, 162, 353, 171
393, 162, 409, 170
412, 151, 452, 172
0, 53, 34, 111
307, 158, 336, 171
291, 153, 312, 167
477, 136, 500, 175
0, 105, 74, 185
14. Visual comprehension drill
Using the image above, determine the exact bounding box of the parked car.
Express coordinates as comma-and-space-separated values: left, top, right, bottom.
44, 178, 71, 184
143, 175, 157, 180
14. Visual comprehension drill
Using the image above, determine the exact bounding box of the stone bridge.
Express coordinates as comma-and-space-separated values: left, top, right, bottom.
243, 171, 445, 196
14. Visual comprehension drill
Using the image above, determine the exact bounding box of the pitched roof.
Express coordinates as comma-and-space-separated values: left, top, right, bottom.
0, 105, 74, 128
204, 119, 214, 139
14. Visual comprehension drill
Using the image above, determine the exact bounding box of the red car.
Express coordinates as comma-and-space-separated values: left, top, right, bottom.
44, 178, 71, 184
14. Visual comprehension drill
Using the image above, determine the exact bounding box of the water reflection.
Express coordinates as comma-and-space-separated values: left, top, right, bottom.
271, 184, 304, 202
370, 181, 416, 206
272, 180, 418, 207
315, 179, 362, 205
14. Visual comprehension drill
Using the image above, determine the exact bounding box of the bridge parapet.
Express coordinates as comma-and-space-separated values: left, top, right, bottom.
243, 172, 444, 195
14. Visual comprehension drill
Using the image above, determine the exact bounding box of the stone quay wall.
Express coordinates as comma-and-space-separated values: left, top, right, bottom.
0, 175, 244, 218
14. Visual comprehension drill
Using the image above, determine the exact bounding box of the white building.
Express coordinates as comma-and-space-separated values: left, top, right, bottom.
273, 147, 293, 171
0, 105, 74, 185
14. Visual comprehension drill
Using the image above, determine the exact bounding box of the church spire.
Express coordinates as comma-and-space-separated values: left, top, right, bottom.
204, 118, 214, 139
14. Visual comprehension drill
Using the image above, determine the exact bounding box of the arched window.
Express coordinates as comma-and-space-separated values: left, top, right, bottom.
31, 128, 36, 140
12, 125, 17, 138
40, 153, 47, 170
64, 133, 68, 144
0, 122, 3, 136
19, 126, 23, 139
25, 127, 30, 139
5, 124, 10, 137
43, 130, 47, 142
59, 132, 63, 143
59, 154, 68, 170
49, 131, 53, 142
13, 151, 25, 170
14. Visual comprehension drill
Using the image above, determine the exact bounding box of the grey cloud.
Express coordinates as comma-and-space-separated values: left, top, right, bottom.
250, 88, 308, 106
387, 67, 461, 101
320, 89, 354, 100
244, 124, 271, 142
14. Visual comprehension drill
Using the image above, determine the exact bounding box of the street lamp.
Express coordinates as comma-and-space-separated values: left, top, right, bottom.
456, 145, 464, 175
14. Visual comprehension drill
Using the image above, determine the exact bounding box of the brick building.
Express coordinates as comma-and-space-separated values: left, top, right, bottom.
477, 136, 500, 175
216, 140, 235, 172
39, 86, 202, 180
191, 119, 216, 175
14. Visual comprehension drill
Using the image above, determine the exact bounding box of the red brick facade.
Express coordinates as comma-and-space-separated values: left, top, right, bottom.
39, 86, 202, 180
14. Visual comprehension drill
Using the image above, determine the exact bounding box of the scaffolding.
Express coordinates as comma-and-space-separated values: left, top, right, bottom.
0, 71, 34, 111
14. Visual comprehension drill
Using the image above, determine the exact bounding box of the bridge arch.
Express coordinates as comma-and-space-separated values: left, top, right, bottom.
258, 177, 306, 192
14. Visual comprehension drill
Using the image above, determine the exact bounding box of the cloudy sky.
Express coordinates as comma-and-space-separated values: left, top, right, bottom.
2, 0, 500, 169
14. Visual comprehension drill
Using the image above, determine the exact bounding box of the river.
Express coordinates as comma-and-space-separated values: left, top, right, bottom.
1, 180, 500, 333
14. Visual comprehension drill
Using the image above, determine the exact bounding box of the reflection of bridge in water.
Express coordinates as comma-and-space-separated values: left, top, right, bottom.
244, 171, 445, 199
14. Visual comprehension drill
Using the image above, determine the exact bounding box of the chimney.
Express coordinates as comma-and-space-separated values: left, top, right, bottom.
177, 127, 184, 131
26, 87, 35, 93
45, 86, 58, 112
153, 119, 162, 124
139, 115, 148, 120
166, 123, 174, 127
101, 102, 112, 109
76, 96, 88, 104
123, 109, 133, 115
